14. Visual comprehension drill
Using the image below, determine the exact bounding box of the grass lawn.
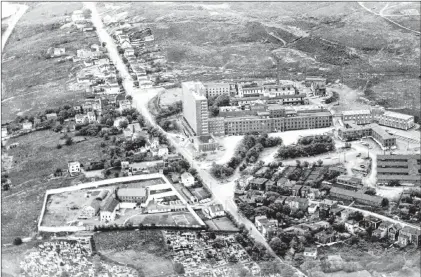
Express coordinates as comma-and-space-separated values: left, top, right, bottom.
1, 130, 104, 243
94, 230, 174, 277
1, 2, 99, 123
205, 216, 239, 232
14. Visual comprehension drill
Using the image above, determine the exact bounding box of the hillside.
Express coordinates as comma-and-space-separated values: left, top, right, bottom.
98, 2, 420, 118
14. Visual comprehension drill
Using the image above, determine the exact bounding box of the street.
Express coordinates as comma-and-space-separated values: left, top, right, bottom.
87, 3, 306, 275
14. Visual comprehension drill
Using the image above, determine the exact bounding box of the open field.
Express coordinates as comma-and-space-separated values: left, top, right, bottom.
1, 130, 104, 243
128, 211, 200, 227
94, 230, 174, 276
1, 2, 99, 123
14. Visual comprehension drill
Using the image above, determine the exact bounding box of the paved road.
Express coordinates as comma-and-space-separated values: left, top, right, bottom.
87, 3, 306, 275
358, 2, 420, 35
1, 4, 28, 51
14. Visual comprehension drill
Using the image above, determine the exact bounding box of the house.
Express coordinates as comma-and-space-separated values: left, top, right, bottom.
205, 204, 225, 218
103, 84, 120, 95
22, 121, 33, 130
340, 209, 353, 221
46, 113, 58, 121
398, 226, 421, 246
118, 99, 132, 112
345, 219, 360, 234
315, 231, 336, 244
79, 199, 101, 219
124, 47, 135, 57
75, 114, 89, 125
372, 221, 392, 239
77, 49, 94, 59
68, 161, 81, 175
48, 47, 65, 58
121, 40, 132, 49
255, 215, 278, 238
157, 146, 169, 157
1, 127, 8, 137
73, 106, 82, 114
291, 185, 302, 196
328, 166, 347, 175
388, 224, 402, 241
303, 247, 318, 259
170, 173, 180, 183
300, 186, 311, 198
289, 197, 309, 211
87, 112, 96, 123
249, 178, 268, 190
307, 188, 321, 200
100, 195, 120, 222
360, 216, 382, 230
308, 203, 319, 214
181, 172, 195, 187
121, 161, 130, 170
130, 160, 165, 174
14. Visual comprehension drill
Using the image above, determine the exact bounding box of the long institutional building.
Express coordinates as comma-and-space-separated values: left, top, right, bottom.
376, 154, 421, 186
182, 81, 332, 141
338, 106, 415, 149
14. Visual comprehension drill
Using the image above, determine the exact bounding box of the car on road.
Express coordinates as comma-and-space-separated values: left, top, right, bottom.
360, 165, 366, 168
356, 153, 361, 157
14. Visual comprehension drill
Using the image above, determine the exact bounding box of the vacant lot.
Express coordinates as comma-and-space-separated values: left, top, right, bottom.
128, 211, 201, 227
94, 230, 174, 277
1, 2, 99, 123
205, 216, 239, 232
1, 130, 103, 243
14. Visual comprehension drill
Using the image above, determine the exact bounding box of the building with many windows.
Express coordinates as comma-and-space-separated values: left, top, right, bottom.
204, 82, 230, 98
342, 110, 372, 125
376, 154, 421, 186
378, 111, 415, 130
338, 123, 396, 150
182, 82, 209, 136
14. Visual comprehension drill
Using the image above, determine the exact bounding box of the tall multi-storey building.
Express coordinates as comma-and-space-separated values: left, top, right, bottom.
182, 82, 209, 136
378, 111, 415, 130
204, 83, 231, 98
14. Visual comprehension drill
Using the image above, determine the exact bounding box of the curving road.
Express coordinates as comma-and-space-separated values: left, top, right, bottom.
1, 3, 28, 51
86, 2, 306, 275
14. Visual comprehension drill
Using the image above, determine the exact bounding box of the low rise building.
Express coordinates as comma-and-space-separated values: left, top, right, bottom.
116, 188, 148, 204
68, 161, 81, 175
335, 175, 363, 191
329, 187, 384, 207
205, 204, 225, 218
181, 172, 195, 187
376, 154, 421, 186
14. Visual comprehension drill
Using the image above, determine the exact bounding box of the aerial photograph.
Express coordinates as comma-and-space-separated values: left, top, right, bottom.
1, 1, 420, 277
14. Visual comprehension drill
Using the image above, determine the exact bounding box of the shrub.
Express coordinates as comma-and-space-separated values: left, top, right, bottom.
13, 237, 22, 245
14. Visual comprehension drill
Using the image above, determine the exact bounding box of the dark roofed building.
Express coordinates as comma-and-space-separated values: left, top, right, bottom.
116, 187, 148, 203
329, 187, 384, 207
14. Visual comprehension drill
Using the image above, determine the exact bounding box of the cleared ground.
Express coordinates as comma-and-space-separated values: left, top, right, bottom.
1, 2, 99, 123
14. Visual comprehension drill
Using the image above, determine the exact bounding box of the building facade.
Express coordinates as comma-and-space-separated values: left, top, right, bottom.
182, 82, 209, 136
204, 83, 230, 98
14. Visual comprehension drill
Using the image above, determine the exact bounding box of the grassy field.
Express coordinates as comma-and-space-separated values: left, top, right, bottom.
1, 2, 98, 123
94, 230, 174, 277
1, 130, 104, 243
205, 216, 239, 232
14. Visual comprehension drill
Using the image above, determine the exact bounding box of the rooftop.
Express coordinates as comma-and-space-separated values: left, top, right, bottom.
383, 111, 414, 120
117, 187, 147, 198
342, 110, 371, 116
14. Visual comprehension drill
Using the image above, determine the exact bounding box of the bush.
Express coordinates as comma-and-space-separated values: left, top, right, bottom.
13, 237, 22, 245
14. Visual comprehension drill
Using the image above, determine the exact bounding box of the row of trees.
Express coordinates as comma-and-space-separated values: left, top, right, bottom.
276, 137, 335, 159
211, 133, 282, 179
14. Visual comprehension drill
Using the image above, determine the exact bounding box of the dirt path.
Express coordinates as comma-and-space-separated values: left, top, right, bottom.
358, 2, 420, 35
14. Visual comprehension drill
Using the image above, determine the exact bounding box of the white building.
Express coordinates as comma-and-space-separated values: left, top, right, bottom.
75, 114, 89, 125
22, 121, 33, 130
68, 161, 81, 175
87, 112, 96, 123
303, 247, 318, 259
205, 204, 225, 218
180, 172, 195, 187
204, 82, 230, 98
1, 127, 8, 137
100, 197, 120, 222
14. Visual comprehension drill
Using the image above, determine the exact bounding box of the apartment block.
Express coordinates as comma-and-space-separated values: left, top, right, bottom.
342, 110, 372, 125
182, 82, 209, 136
204, 82, 230, 98
378, 111, 415, 130
376, 154, 421, 186
338, 123, 396, 149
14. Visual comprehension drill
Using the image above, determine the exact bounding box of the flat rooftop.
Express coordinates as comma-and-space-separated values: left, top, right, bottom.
342, 110, 371, 116
383, 111, 414, 120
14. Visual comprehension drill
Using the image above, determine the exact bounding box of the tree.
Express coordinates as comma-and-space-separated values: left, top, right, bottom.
303, 161, 310, 168
365, 188, 376, 196
295, 160, 301, 168
119, 120, 129, 129
269, 237, 288, 256
317, 159, 323, 167
126, 95, 132, 101
65, 137, 73, 146
382, 198, 389, 207
174, 262, 185, 274
228, 253, 238, 263
13, 237, 22, 246
388, 180, 400, 187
